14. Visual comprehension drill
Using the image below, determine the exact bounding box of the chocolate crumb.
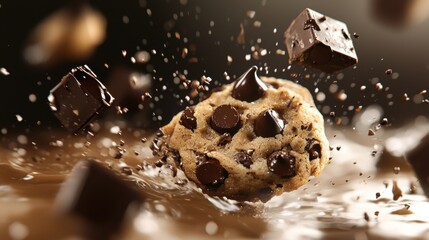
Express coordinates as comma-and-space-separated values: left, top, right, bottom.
392, 180, 403, 201
364, 212, 370, 222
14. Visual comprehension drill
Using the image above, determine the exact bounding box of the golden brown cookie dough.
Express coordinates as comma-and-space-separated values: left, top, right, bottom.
161, 66, 329, 201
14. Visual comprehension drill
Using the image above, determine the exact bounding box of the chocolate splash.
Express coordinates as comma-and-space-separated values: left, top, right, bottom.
232, 66, 268, 102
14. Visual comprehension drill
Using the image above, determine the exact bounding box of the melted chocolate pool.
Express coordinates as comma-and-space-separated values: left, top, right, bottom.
0, 122, 429, 239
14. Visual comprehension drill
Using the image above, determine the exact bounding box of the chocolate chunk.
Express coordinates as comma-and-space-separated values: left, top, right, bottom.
234, 151, 253, 168
254, 109, 285, 138
306, 139, 322, 160
210, 105, 241, 134
232, 66, 268, 102
54, 160, 142, 235
285, 8, 358, 73
406, 133, 429, 197
179, 107, 197, 130
267, 151, 296, 178
196, 158, 228, 187
48, 65, 114, 133
371, 0, 429, 28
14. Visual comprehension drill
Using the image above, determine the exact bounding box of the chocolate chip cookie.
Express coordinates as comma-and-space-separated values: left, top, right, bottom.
160, 66, 329, 201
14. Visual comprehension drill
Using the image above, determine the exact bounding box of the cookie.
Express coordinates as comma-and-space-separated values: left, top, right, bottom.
160, 66, 329, 201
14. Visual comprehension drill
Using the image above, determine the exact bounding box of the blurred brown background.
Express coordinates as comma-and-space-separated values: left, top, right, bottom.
0, 0, 428, 130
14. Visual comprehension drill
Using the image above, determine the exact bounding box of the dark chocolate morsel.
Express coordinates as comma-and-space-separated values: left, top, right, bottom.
54, 160, 142, 235
48, 65, 114, 133
232, 66, 268, 102
196, 158, 228, 187
406, 133, 429, 197
218, 133, 232, 146
267, 151, 296, 178
285, 8, 358, 73
234, 151, 253, 168
179, 107, 197, 130
254, 109, 285, 138
210, 105, 241, 134
306, 139, 322, 160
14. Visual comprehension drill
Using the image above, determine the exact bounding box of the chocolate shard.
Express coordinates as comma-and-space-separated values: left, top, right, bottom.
254, 109, 285, 138
196, 158, 228, 188
54, 160, 142, 235
267, 151, 296, 178
406, 133, 429, 197
179, 107, 197, 130
210, 105, 241, 134
48, 65, 114, 133
232, 66, 268, 102
285, 8, 358, 73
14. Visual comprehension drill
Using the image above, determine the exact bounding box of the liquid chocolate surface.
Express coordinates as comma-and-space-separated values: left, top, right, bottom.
1, 121, 429, 240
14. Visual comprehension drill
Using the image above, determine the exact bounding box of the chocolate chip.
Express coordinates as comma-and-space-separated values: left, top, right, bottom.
254, 109, 285, 138
231, 66, 268, 102
179, 107, 197, 130
210, 105, 241, 134
48, 65, 114, 133
306, 139, 322, 160
54, 160, 142, 235
196, 158, 228, 187
234, 151, 253, 168
406, 133, 429, 197
267, 151, 296, 178
218, 133, 232, 146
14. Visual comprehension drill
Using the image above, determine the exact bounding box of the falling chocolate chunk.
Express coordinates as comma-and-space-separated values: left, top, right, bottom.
306, 139, 322, 160
254, 109, 285, 138
234, 151, 253, 168
179, 107, 197, 130
210, 105, 241, 134
48, 65, 114, 133
196, 158, 228, 187
54, 160, 142, 236
231, 66, 268, 102
285, 8, 358, 73
267, 151, 296, 178
406, 133, 429, 197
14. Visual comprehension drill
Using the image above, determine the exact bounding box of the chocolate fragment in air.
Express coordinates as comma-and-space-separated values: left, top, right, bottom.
406, 133, 429, 197
254, 109, 285, 138
196, 158, 228, 187
232, 66, 268, 102
306, 139, 322, 160
234, 151, 253, 168
54, 160, 142, 236
285, 8, 358, 73
267, 151, 296, 178
48, 65, 114, 133
210, 105, 241, 134
180, 107, 197, 130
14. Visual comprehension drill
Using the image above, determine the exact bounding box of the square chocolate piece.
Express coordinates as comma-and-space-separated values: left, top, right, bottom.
285, 8, 358, 73
54, 160, 143, 234
406, 133, 429, 197
48, 65, 114, 133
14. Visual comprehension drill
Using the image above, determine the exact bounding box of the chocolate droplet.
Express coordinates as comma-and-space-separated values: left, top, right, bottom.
196, 158, 228, 187
254, 109, 285, 138
210, 105, 241, 134
234, 151, 253, 168
306, 139, 321, 161
267, 151, 296, 178
180, 107, 197, 130
232, 66, 268, 102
